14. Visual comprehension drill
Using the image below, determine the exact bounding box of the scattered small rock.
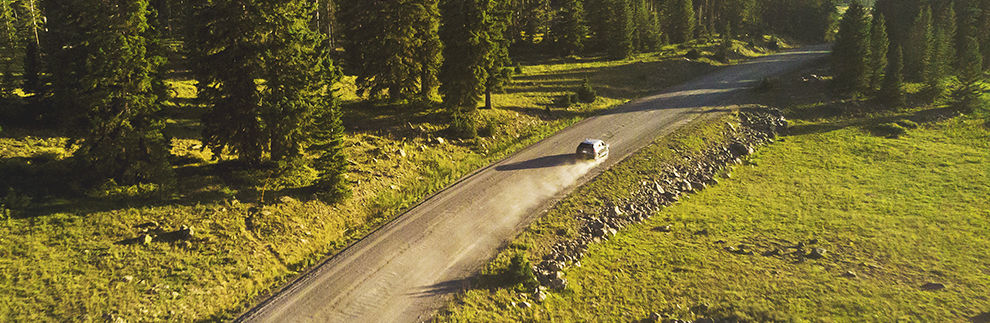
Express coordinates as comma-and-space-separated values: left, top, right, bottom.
520, 301, 532, 308
921, 282, 946, 291
654, 225, 673, 232
647, 312, 662, 322
178, 225, 194, 240
133, 221, 159, 229
807, 247, 827, 259
396, 149, 407, 158
141, 234, 153, 245
691, 303, 710, 314
278, 196, 296, 204
535, 290, 547, 302
435, 137, 446, 145
842, 271, 858, 278
123, 275, 134, 282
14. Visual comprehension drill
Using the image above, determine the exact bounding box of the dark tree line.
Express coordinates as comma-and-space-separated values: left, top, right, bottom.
0, 0, 841, 199
833, 0, 989, 110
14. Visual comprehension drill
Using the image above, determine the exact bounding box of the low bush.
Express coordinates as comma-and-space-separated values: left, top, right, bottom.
501, 253, 537, 289
447, 111, 478, 138
875, 122, 907, 138
895, 119, 919, 129
554, 93, 575, 108
684, 49, 702, 60
576, 78, 597, 103
477, 117, 498, 138
85, 179, 163, 201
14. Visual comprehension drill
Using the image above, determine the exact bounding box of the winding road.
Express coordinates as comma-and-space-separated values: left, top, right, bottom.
238, 45, 829, 323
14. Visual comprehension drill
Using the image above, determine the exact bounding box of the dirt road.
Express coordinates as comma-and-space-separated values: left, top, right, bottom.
238, 45, 829, 322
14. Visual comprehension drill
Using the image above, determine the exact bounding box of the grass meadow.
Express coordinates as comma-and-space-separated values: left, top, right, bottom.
440, 63, 990, 322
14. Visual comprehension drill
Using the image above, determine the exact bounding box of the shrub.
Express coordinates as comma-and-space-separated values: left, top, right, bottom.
684, 48, 702, 59
448, 111, 478, 138
554, 93, 574, 108
502, 253, 537, 289
876, 122, 907, 138
85, 179, 163, 201
895, 119, 919, 129
0, 188, 32, 210
477, 117, 498, 138
576, 78, 597, 103
767, 36, 782, 50
514, 63, 523, 75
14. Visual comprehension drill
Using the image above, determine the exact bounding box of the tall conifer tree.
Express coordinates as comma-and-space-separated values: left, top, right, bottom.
43, 0, 172, 184
550, 0, 588, 56
188, 0, 347, 177
905, 5, 933, 81
869, 10, 889, 91
0, 0, 17, 98
831, 1, 871, 94
669, 0, 695, 43
338, 0, 442, 102
881, 46, 905, 106
930, 2, 957, 81
439, 0, 509, 117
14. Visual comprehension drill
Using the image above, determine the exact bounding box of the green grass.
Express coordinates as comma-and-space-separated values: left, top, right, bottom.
0, 40, 779, 320
440, 66, 990, 321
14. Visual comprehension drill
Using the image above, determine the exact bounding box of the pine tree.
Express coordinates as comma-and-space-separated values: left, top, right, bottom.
262, 1, 344, 162
186, 0, 267, 164
880, 46, 905, 106
439, 0, 509, 120
958, 35, 983, 83
869, 10, 889, 91
930, 1, 957, 82
631, 0, 661, 52
982, 0, 990, 70
338, 0, 442, 102
905, 5, 933, 81
42, 0, 172, 184
831, 1, 871, 94
308, 81, 350, 202
0, 0, 17, 98
550, 0, 587, 56
15, 0, 42, 94
606, 0, 634, 58
952, 35, 985, 112
188, 0, 346, 172
668, 0, 695, 44
584, 0, 633, 57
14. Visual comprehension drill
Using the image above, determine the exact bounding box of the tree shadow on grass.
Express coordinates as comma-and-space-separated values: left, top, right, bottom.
972, 311, 990, 323
784, 106, 962, 137
505, 59, 718, 101
2, 156, 325, 220
498, 105, 596, 122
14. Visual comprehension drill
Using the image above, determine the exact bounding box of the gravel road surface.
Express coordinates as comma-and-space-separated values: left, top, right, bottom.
238, 45, 829, 323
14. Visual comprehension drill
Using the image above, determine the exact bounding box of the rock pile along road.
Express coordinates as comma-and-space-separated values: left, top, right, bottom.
238, 45, 830, 323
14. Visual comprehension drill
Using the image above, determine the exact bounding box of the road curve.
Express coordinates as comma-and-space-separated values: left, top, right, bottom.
238, 46, 829, 323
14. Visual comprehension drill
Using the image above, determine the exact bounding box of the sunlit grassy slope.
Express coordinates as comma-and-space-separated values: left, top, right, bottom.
0, 39, 777, 320
440, 65, 990, 321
